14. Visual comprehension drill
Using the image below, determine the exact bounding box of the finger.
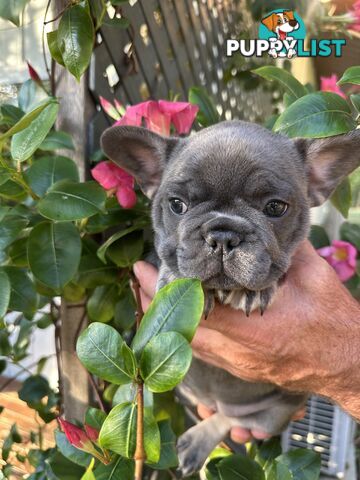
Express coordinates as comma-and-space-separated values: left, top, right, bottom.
197, 404, 215, 419
139, 289, 152, 312
133, 261, 158, 298
291, 408, 306, 421
251, 430, 272, 440
230, 427, 252, 444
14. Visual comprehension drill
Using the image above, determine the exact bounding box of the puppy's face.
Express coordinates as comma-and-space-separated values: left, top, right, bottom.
101, 121, 360, 294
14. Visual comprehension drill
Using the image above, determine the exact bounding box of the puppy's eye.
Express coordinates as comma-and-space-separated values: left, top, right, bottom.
277, 19, 282, 24
263, 200, 288, 217
169, 198, 188, 215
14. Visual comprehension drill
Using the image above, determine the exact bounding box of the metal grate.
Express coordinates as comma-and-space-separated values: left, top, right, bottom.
282, 396, 355, 478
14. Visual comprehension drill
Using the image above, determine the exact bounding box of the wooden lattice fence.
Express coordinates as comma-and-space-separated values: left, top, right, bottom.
87, 0, 273, 154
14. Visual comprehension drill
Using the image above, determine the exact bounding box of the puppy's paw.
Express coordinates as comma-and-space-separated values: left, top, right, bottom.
177, 432, 207, 477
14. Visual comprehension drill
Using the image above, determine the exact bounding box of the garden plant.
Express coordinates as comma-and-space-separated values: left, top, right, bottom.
0, 1, 360, 479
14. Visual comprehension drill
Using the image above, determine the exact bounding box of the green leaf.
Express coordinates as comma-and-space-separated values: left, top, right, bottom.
0, 0, 29, 26
87, 284, 119, 323
0, 168, 12, 187
2, 424, 22, 461
256, 438, 282, 469
106, 231, 144, 267
28, 222, 82, 290
81, 458, 96, 480
150, 419, 178, 469
40, 131, 75, 151
252, 66, 307, 101
113, 383, 153, 407
0, 270, 10, 318
38, 180, 107, 221
275, 449, 321, 480
57, 5, 95, 81
90, 0, 106, 30
266, 460, 293, 480
93, 456, 134, 480
189, 86, 220, 127
341, 222, 360, 250
76, 322, 134, 384
140, 332, 192, 393
77, 255, 118, 289
47, 30, 65, 66
55, 431, 92, 467
0, 97, 57, 141
0, 104, 24, 126
338, 66, 360, 86
103, 16, 130, 28
11, 102, 59, 162
216, 454, 265, 480
0, 215, 28, 251
97, 220, 149, 263
114, 291, 136, 331
24, 156, 79, 197
3, 267, 38, 316
7, 236, 29, 267
350, 94, 360, 113
48, 451, 85, 479
331, 177, 352, 218
99, 403, 160, 463
18, 79, 47, 112
85, 407, 107, 430
18, 375, 51, 405
273, 92, 356, 138
132, 278, 204, 356
309, 225, 330, 249
99, 402, 136, 458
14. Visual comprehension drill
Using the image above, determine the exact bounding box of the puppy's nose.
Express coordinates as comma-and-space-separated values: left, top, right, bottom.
289, 19, 297, 27
204, 230, 242, 252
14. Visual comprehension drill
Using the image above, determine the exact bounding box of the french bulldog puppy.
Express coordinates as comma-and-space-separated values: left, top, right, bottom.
101, 121, 360, 476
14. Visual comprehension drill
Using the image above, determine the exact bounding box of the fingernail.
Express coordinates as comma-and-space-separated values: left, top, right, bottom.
133, 262, 141, 278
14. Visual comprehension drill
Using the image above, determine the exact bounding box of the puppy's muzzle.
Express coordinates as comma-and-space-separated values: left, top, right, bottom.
201, 216, 254, 255
204, 230, 241, 253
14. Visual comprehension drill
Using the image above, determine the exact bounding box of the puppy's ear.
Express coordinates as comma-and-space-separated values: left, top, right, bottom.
101, 125, 180, 199
295, 130, 360, 207
284, 10, 295, 20
261, 13, 277, 32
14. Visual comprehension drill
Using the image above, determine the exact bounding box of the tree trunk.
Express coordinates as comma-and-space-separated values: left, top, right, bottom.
54, 0, 95, 421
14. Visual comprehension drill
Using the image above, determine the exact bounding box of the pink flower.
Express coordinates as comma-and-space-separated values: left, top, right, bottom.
348, 0, 360, 31
114, 100, 198, 136
26, 61, 43, 87
58, 418, 93, 451
317, 240, 357, 282
320, 74, 346, 99
92, 161, 136, 209
84, 424, 99, 442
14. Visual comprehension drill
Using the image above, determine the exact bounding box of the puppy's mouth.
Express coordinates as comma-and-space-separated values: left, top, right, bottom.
278, 29, 287, 40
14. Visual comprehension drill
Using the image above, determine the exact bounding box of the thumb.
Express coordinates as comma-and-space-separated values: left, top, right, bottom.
133, 261, 158, 299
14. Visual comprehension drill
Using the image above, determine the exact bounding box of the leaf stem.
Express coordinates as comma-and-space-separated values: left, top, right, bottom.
131, 270, 145, 479
134, 382, 145, 480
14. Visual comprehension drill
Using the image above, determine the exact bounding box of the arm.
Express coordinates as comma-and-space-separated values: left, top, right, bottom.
134, 240, 360, 421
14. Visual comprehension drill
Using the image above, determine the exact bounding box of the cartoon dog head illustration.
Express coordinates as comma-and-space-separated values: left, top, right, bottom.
261, 10, 299, 41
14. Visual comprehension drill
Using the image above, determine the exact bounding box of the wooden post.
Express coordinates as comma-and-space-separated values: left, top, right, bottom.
53, 0, 94, 421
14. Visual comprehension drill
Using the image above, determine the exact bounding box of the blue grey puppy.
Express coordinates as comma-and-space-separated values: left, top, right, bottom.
101, 121, 360, 476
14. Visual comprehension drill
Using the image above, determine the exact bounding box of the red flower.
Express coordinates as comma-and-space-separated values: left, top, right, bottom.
317, 240, 357, 282
58, 418, 93, 451
84, 424, 99, 442
91, 161, 136, 209
114, 100, 198, 136
320, 74, 346, 99
26, 61, 43, 87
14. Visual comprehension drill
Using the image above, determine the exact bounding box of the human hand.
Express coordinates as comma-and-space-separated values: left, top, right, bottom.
133, 240, 360, 420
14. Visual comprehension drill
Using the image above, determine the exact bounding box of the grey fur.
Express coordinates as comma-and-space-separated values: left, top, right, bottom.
101, 121, 360, 476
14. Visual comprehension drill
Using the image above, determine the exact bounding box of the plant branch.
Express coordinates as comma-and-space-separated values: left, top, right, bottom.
87, 372, 106, 413
134, 382, 145, 480
131, 269, 145, 480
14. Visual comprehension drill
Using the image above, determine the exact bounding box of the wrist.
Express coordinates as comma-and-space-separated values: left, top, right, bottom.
316, 299, 360, 419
